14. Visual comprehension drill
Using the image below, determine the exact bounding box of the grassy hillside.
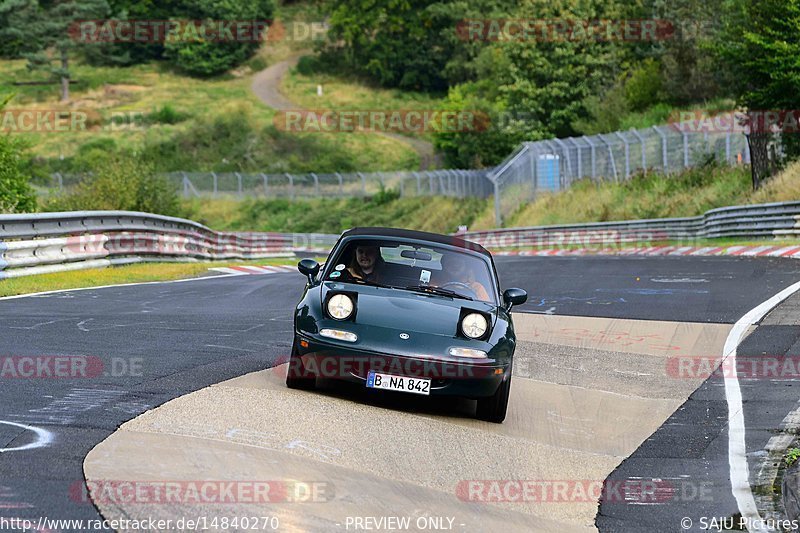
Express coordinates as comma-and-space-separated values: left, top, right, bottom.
183, 192, 491, 235
493, 162, 800, 230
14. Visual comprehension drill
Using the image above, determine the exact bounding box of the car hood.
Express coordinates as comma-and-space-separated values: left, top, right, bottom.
321, 281, 497, 336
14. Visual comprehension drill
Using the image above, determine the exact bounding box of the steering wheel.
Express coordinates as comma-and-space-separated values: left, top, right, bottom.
440, 281, 478, 299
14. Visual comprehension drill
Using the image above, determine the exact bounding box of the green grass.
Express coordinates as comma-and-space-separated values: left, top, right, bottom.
182, 193, 491, 235
0, 258, 296, 297
282, 67, 446, 142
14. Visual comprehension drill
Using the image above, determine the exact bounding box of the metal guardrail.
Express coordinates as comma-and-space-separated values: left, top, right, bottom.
0, 211, 339, 279
2, 202, 798, 280
461, 201, 800, 248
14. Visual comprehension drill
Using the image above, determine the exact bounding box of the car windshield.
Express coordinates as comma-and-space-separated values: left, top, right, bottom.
325, 238, 497, 303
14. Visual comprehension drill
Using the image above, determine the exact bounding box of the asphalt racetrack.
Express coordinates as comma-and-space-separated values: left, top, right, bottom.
2, 255, 800, 532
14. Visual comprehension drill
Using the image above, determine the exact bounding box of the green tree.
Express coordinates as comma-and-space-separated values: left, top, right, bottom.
163, 0, 275, 77
21, 0, 110, 102
0, 0, 39, 58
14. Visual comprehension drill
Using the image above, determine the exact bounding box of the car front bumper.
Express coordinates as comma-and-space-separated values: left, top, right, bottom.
295, 335, 509, 398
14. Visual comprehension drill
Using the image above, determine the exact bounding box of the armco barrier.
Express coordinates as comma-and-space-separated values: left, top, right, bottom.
0, 211, 339, 280
461, 201, 800, 249
2, 202, 799, 280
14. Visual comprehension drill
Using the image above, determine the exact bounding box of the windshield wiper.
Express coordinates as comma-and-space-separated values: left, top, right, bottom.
400, 285, 473, 301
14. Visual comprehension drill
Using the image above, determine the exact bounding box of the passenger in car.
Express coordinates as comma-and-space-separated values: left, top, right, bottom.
347, 245, 384, 283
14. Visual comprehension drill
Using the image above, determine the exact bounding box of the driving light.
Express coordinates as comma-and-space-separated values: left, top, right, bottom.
448, 347, 488, 359
461, 313, 488, 339
327, 294, 354, 320
320, 329, 358, 342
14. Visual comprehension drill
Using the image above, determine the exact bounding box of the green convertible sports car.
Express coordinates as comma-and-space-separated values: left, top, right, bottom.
287, 227, 528, 423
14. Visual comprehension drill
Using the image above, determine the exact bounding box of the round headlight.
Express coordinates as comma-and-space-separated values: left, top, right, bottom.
327, 294, 354, 320
462, 313, 488, 339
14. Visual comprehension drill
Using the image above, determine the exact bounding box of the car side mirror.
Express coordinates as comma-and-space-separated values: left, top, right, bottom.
298, 259, 320, 284
503, 288, 527, 310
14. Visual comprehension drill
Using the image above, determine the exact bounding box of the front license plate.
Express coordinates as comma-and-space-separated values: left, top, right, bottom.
366, 371, 431, 396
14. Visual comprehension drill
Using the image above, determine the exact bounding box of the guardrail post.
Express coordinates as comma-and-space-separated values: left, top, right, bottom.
414, 172, 421, 195
261, 173, 269, 197
182, 172, 189, 197
212, 172, 218, 197
236, 172, 243, 195
336, 172, 343, 195
399, 177, 405, 196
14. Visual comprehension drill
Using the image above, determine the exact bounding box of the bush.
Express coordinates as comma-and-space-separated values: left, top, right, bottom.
46, 156, 179, 216
0, 134, 36, 213
146, 104, 191, 125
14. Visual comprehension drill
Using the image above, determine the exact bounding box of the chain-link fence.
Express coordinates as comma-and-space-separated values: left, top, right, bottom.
487, 126, 751, 226
46, 125, 759, 228
48, 169, 494, 200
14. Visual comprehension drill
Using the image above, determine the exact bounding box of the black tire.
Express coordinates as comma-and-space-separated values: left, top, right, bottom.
475, 376, 511, 423
285, 341, 316, 390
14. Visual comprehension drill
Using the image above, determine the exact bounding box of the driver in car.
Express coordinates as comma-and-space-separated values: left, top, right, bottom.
437, 253, 490, 302
347, 245, 384, 283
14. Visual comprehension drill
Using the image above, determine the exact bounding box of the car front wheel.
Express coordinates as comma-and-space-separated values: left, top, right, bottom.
475, 376, 511, 423
285, 341, 316, 390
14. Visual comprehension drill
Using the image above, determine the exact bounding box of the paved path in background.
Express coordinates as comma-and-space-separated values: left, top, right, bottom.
250, 55, 439, 170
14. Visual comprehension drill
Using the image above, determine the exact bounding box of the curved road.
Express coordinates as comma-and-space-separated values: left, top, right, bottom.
1, 256, 800, 531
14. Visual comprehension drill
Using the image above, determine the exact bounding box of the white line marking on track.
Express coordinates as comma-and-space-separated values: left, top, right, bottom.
0, 272, 244, 301
723, 279, 800, 532
0, 421, 53, 453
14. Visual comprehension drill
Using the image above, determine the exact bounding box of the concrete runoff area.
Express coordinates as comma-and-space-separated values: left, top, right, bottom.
84, 314, 732, 532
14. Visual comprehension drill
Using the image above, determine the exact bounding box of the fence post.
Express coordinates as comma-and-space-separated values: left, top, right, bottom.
261, 173, 269, 197
599, 135, 618, 182
567, 138, 582, 179
414, 172, 421, 195
726, 133, 731, 163
285, 173, 294, 201
212, 172, 218, 197
181, 172, 188, 197
653, 126, 668, 173
236, 172, 243, 195
683, 132, 690, 168
358, 172, 366, 196
553, 138, 572, 180
615, 131, 630, 178
582, 136, 597, 180
629, 129, 646, 175
492, 176, 502, 227
310, 173, 320, 196
336, 172, 343, 196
